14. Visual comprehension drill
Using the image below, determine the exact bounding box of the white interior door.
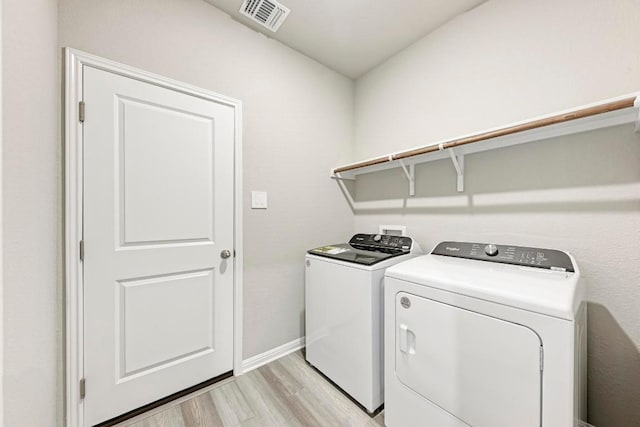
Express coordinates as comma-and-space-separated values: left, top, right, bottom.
83, 65, 235, 426
395, 292, 542, 427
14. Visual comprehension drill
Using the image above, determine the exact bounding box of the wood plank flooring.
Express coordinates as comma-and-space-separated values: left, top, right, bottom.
114, 351, 385, 427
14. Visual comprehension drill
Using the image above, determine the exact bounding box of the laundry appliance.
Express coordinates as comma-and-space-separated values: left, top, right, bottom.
384, 241, 586, 427
305, 233, 422, 413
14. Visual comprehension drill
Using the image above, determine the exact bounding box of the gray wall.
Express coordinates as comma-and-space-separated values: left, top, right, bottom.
353, 1, 640, 425
2, 0, 60, 425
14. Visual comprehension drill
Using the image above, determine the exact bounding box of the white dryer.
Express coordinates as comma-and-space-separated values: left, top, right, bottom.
305, 233, 422, 413
384, 241, 587, 427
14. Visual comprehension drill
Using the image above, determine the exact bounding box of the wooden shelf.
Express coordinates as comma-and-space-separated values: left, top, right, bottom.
332, 94, 639, 194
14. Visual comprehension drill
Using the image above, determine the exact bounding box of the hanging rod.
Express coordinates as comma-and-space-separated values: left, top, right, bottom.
332, 96, 637, 174
393, 97, 635, 161
334, 155, 392, 174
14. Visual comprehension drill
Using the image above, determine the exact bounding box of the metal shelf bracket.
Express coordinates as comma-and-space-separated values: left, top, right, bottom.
398, 160, 415, 196
634, 98, 640, 133
448, 148, 465, 192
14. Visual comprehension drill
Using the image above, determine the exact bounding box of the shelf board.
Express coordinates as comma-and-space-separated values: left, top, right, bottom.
333, 95, 639, 180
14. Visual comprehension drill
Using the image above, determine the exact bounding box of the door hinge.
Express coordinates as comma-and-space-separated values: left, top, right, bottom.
540, 346, 544, 371
79, 240, 85, 261
79, 101, 85, 122
79, 378, 86, 399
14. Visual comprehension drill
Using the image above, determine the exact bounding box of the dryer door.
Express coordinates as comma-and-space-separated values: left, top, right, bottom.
395, 292, 542, 427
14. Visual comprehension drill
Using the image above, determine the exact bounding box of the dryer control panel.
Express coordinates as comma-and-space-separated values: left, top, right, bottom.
432, 241, 575, 272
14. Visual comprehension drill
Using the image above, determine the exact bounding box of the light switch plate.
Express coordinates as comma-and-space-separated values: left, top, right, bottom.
251, 191, 268, 209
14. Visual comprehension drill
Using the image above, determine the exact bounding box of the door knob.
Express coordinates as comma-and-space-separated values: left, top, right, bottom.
220, 249, 232, 259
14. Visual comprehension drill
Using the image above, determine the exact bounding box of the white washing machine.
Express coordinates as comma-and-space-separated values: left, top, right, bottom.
305, 233, 422, 413
384, 241, 587, 427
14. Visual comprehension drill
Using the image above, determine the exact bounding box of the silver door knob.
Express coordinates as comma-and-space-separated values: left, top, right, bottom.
220, 249, 232, 259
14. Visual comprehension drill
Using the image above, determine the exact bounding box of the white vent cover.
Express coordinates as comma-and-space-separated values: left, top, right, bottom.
240, 0, 290, 32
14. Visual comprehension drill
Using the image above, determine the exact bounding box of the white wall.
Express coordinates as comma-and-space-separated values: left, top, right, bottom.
58, 0, 354, 359
353, 1, 640, 425
2, 0, 60, 426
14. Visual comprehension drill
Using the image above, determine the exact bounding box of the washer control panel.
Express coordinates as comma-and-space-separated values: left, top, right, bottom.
432, 241, 574, 272
350, 233, 413, 253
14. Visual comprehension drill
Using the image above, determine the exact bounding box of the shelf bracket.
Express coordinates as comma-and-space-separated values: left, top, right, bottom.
447, 148, 465, 192
398, 160, 415, 196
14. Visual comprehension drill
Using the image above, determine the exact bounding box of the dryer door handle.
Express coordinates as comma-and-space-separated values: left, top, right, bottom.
399, 324, 408, 353
399, 324, 416, 355
398, 323, 416, 354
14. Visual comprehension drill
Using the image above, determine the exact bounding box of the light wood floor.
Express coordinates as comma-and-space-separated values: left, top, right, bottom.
114, 351, 385, 427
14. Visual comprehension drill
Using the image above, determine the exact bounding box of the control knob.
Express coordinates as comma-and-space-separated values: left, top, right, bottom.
484, 244, 498, 257
373, 234, 382, 242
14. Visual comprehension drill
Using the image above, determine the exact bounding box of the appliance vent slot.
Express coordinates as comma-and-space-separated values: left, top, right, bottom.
240, 0, 290, 32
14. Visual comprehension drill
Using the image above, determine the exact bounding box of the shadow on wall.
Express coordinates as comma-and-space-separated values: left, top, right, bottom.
588, 303, 640, 427
341, 124, 640, 213
300, 309, 306, 339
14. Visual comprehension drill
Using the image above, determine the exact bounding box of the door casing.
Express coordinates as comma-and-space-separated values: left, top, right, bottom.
64, 48, 244, 427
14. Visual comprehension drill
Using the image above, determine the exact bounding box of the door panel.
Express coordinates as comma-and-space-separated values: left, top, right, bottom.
395, 292, 542, 427
118, 269, 215, 378
119, 97, 215, 245
83, 65, 235, 425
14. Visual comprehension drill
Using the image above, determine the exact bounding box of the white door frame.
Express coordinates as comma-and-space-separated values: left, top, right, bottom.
64, 48, 244, 427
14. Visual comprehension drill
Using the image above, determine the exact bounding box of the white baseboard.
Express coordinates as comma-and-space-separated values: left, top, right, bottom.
241, 336, 305, 374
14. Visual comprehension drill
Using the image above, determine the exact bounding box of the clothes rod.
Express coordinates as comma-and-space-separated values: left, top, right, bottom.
393, 97, 635, 160
333, 97, 636, 174
333, 155, 391, 174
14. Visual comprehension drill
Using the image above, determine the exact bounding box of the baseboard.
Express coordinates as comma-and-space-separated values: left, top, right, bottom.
241, 336, 305, 374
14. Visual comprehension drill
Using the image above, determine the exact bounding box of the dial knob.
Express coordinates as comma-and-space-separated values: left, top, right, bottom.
484, 244, 498, 257
373, 234, 382, 242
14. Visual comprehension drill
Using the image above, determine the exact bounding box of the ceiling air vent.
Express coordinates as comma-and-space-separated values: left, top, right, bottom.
240, 0, 290, 32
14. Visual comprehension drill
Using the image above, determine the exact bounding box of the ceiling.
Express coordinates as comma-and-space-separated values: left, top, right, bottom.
203, 0, 487, 78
